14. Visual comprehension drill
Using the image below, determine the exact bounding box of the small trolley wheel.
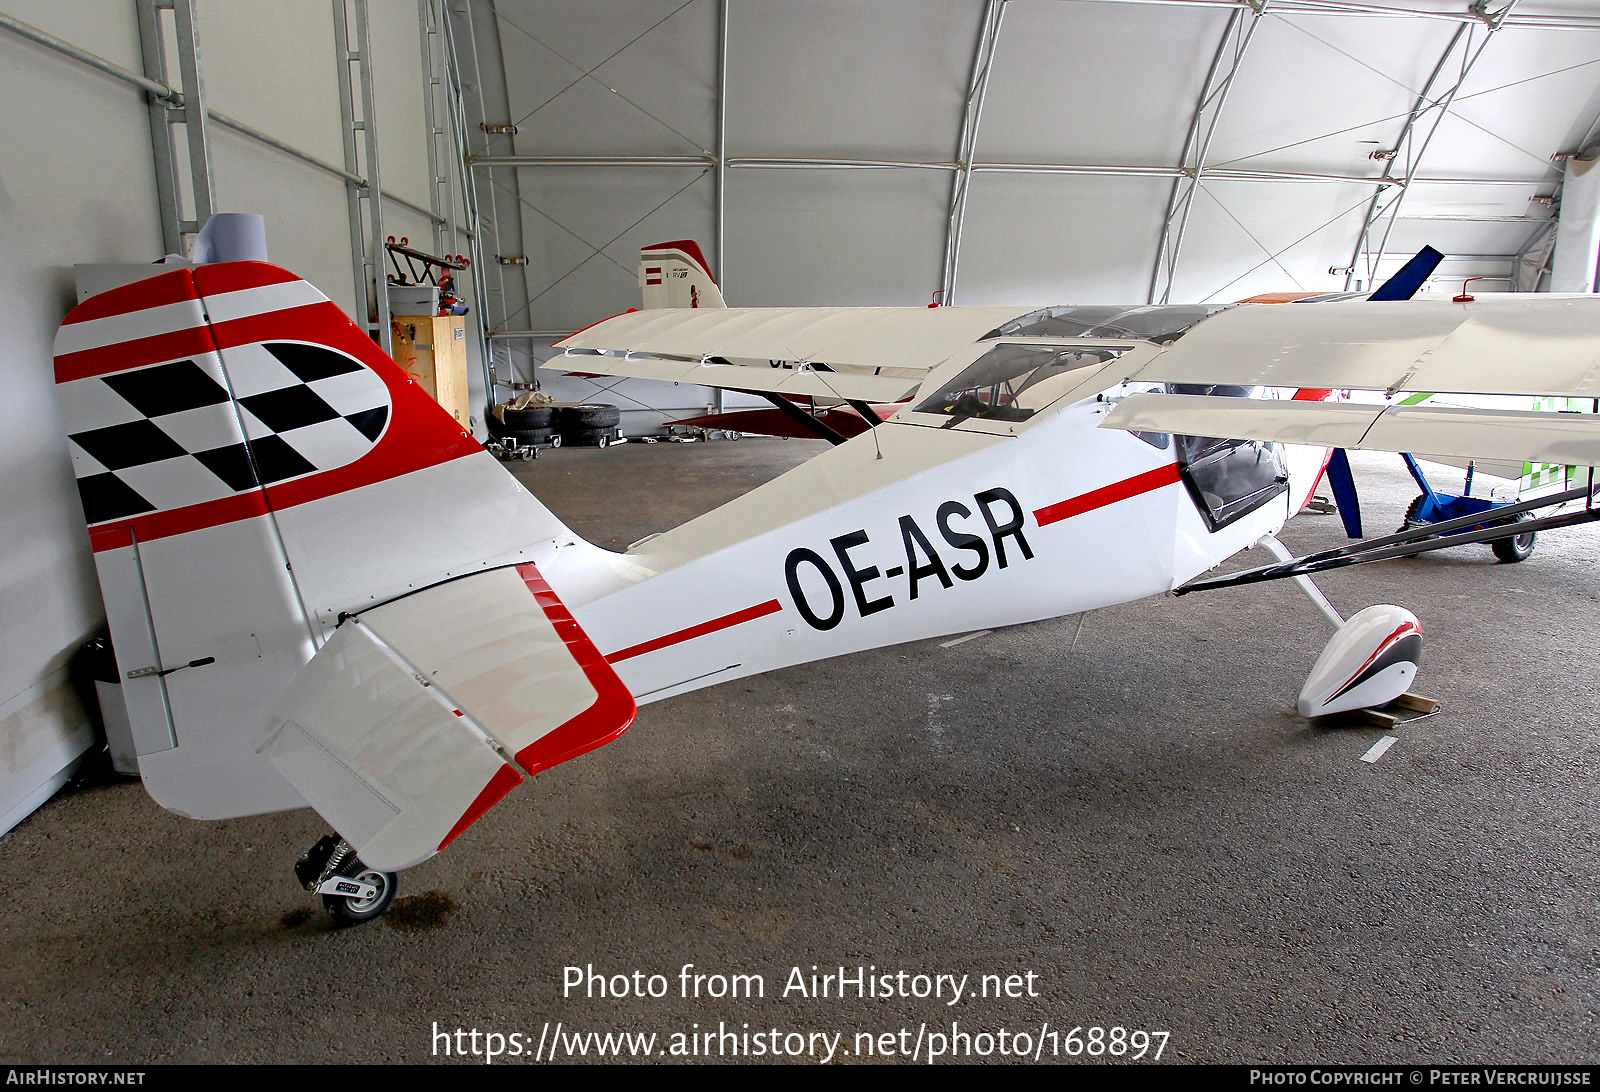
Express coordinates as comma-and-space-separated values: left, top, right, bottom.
323, 864, 398, 926
1398, 493, 1427, 534
595, 434, 609, 449
1491, 512, 1536, 563
520, 448, 535, 461
549, 433, 562, 449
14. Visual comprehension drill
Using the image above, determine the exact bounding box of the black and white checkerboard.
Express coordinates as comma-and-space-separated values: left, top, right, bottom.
65, 342, 390, 525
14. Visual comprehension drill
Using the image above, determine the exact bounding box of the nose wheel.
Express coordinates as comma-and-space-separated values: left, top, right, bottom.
294, 834, 399, 926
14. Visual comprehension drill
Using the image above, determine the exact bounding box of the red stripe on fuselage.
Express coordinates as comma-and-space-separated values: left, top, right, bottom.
1033, 463, 1184, 528
605, 599, 784, 664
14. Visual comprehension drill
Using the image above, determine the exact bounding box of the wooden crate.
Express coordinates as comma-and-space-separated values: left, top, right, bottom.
391, 315, 470, 428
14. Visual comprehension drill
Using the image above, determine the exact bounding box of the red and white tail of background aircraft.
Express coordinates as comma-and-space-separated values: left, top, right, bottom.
53, 245, 1600, 922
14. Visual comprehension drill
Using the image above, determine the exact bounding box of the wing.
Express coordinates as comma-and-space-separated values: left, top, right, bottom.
551, 305, 1024, 399
1113, 296, 1600, 398
1106, 393, 1600, 468
1099, 296, 1600, 467
555, 350, 920, 403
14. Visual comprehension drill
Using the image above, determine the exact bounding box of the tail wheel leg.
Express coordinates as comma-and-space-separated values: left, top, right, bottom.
294, 833, 399, 926
321, 863, 398, 926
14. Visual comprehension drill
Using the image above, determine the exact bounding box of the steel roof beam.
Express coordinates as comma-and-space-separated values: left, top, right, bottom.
941, 0, 1008, 306
470, 154, 1436, 188
1148, 3, 1267, 305
1342, 1, 1520, 291
1042, 0, 1600, 30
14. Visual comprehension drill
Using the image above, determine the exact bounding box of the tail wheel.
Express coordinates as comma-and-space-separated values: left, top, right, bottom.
323, 863, 398, 926
1490, 512, 1536, 563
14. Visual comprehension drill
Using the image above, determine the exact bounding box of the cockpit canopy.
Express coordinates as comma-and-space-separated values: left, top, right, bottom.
980, 304, 1233, 344
914, 343, 1132, 421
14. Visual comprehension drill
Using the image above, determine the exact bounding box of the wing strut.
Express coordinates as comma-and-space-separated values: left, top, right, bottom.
759, 393, 850, 445
1180, 483, 1599, 594
848, 399, 884, 425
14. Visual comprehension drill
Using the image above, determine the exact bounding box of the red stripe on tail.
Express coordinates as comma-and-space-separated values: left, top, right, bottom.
512, 564, 638, 776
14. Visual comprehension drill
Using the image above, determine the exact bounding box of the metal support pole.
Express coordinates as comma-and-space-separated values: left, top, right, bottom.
134, 0, 183, 254
1343, 2, 1518, 291
942, 0, 1007, 305
419, 0, 455, 259
713, 0, 729, 415
715, 0, 729, 293
441, 4, 497, 417
1148, 3, 1264, 304
333, 0, 372, 340
170, 0, 215, 232
354, 0, 389, 354
3, 10, 454, 239
332, 0, 390, 353
458, 0, 510, 396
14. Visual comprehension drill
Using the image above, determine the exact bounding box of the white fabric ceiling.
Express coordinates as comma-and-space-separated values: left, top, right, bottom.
452, 0, 1600, 338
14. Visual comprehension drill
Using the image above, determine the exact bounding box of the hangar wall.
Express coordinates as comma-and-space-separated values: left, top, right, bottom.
0, 0, 471, 832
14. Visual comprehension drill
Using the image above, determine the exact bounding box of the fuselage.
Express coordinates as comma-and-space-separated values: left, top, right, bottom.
556, 386, 1332, 707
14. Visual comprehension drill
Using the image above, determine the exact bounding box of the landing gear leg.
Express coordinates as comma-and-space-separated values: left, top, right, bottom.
1256, 535, 1427, 718
294, 833, 399, 926
1255, 535, 1344, 629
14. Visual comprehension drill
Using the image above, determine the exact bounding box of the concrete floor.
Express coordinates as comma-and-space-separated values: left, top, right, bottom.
2, 438, 1597, 1064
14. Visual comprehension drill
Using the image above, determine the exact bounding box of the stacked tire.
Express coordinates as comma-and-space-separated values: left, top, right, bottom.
488, 404, 559, 449
554, 403, 622, 447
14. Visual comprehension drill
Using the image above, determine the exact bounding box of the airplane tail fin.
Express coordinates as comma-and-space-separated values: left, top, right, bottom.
55, 262, 633, 867
639, 239, 725, 309
1367, 245, 1445, 302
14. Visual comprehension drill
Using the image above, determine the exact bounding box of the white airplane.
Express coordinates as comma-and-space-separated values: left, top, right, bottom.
52, 250, 1600, 924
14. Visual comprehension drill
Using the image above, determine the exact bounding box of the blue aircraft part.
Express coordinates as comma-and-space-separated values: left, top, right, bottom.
1324, 447, 1363, 538
1400, 452, 1508, 529
1368, 246, 1444, 302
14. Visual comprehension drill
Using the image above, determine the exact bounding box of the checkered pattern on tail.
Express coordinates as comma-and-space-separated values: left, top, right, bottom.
63, 341, 390, 525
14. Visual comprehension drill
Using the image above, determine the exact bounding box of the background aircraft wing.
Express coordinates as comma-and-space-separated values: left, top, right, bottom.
555, 304, 1024, 377
552, 350, 922, 402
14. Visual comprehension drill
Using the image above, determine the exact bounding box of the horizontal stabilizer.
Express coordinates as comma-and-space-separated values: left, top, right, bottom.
557, 305, 1024, 374
255, 563, 635, 870
1103, 393, 1600, 468
1121, 296, 1600, 399
550, 351, 919, 402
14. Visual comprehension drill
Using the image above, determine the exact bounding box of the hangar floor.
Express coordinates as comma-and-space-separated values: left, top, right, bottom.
2, 439, 1597, 1064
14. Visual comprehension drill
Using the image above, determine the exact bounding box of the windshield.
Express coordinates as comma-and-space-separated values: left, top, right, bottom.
1167, 384, 1290, 530
913, 344, 1129, 421
981, 304, 1231, 344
